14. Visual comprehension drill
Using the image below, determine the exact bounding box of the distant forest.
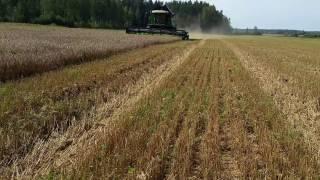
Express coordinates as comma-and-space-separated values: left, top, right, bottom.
233, 28, 320, 38
0, 0, 232, 33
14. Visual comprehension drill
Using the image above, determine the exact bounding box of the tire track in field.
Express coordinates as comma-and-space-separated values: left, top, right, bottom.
216, 56, 242, 179
229, 85, 267, 178
165, 47, 206, 179
219, 122, 242, 179
17, 40, 205, 178
165, 54, 205, 179
160, 107, 189, 180
222, 39, 320, 162
189, 50, 215, 179
164, 43, 209, 179
188, 54, 211, 179
189, 114, 207, 179
199, 42, 222, 179
134, 41, 207, 180
156, 58, 200, 179
150, 60, 201, 179
162, 59, 204, 180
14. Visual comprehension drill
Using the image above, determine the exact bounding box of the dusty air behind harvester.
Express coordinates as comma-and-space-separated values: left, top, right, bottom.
126, 5, 189, 40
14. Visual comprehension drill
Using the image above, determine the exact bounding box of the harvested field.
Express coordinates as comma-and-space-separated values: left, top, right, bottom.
53, 39, 318, 179
0, 39, 194, 175
1, 30, 320, 179
0, 23, 177, 82
223, 37, 320, 156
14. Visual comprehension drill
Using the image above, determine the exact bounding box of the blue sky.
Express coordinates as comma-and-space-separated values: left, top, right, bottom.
164, 0, 320, 31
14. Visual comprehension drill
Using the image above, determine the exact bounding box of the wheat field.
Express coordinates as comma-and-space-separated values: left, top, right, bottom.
0, 23, 177, 82
0, 24, 320, 179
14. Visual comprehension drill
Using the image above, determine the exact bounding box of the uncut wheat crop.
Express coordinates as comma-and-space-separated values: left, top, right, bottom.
0, 23, 177, 82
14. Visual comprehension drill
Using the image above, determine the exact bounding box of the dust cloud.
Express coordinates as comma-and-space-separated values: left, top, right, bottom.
189, 32, 227, 40
178, 22, 229, 40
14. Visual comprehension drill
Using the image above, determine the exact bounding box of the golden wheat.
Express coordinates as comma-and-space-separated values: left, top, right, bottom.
0, 23, 177, 81
0, 39, 192, 177
1, 33, 320, 179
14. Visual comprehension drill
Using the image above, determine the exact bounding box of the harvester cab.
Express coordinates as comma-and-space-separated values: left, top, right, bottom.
126, 5, 189, 40
148, 7, 174, 29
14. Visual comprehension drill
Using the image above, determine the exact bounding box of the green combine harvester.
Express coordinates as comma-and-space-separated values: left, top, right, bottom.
126, 5, 189, 40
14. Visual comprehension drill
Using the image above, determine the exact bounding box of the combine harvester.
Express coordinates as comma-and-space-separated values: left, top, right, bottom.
126, 5, 189, 40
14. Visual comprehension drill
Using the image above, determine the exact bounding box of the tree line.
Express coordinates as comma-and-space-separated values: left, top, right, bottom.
0, 0, 232, 33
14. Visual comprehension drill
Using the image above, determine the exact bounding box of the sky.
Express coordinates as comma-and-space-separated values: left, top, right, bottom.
164, 0, 320, 31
